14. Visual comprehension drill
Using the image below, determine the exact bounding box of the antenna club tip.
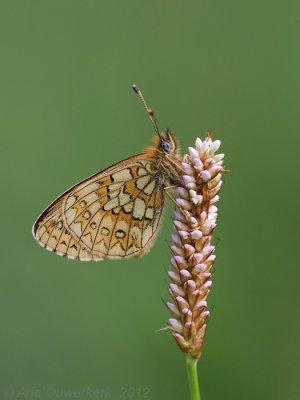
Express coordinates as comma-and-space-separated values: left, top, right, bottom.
132, 84, 140, 93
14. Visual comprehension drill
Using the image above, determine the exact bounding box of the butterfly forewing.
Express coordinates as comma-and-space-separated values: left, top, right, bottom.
33, 154, 165, 261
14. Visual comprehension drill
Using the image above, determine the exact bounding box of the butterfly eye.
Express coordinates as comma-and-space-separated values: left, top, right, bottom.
160, 139, 173, 153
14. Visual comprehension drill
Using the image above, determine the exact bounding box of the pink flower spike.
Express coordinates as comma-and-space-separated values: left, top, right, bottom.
166, 302, 180, 316
184, 244, 195, 256
186, 280, 196, 291
209, 205, 218, 213
208, 165, 222, 177
183, 175, 195, 185
209, 140, 221, 153
168, 271, 181, 284
199, 141, 209, 155
169, 318, 183, 333
176, 198, 192, 211
214, 153, 225, 162
188, 147, 199, 158
182, 162, 194, 174
166, 133, 225, 359
176, 296, 189, 308
186, 182, 196, 189
193, 158, 204, 170
182, 307, 190, 315
190, 217, 198, 227
210, 195, 220, 204
192, 264, 206, 274
174, 220, 189, 231
171, 245, 185, 256
195, 137, 203, 150
179, 269, 192, 280
170, 284, 185, 297
203, 281, 212, 289
204, 158, 214, 169
201, 310, 210, 319
193, 253, 203, 264
206, 255, 216, 264
203, 245, 215, 256
192, 289, 201, 298
173, 333, 189, 351
172, 255, 187, 267
191, 230, 203, 240
171, 233, 181, 246
195, 300, 207, 309
200, 170, 211, 182
178, 230, 190, 240
177, 187, 189, 198
173, 210, 185, 222
200, 211, 207, 222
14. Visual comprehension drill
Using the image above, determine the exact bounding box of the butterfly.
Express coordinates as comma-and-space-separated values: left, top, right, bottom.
32, 85, 183, 262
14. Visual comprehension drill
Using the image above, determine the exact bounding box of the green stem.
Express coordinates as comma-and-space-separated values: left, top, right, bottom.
186, 354, 201, 400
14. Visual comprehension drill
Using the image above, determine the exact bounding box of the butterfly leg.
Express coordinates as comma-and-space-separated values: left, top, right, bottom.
164, 186, 178, 207
164, 185, 178, 192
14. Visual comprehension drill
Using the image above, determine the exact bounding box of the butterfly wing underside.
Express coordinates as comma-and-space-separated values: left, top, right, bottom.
33, 154, 165, 261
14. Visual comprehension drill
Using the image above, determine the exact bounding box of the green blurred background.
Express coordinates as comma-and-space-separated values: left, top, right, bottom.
1, 1, 299, 399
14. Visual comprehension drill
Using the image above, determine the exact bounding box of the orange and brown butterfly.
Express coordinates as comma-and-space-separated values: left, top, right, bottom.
32, 85, 183, 261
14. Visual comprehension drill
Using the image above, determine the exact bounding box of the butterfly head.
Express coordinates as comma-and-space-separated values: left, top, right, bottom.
157, 129, 179, 155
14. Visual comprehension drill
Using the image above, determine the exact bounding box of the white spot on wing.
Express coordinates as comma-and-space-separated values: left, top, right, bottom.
65, 208, 77, 224
133, 198, 146, 220
136, 175, 151, 189
83, 192, 98, 205
65, 196, 76, 209
83, 211, 91, 219
109, 182, 123, 191
119, 190, 131, 206
145, 207, 154, 219
101, 227, 110, 236
103, 197, 119, 211
123, 202, 133, 213
112, 169, 132, 182
144, 180, 156, 195
108, 182, 123, 199
138, 167, 147, 176
88, 202, 101, 214
71, 222, 82, 237
82, 182, 100, 194
115, 230, 125, 238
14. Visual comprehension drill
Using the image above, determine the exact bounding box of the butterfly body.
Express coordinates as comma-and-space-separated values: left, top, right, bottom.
33, 130, 182, 262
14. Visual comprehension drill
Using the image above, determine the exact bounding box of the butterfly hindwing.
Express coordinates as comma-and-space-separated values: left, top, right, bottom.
33, 154, 165, 261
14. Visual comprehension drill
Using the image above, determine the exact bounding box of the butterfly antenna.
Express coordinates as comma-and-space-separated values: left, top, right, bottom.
132, 84, 162, 138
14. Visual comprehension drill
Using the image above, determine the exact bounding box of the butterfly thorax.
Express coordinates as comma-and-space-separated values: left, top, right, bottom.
145, 131, 182, 187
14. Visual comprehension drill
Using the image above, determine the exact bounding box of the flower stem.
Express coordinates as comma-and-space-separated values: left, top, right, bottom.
186, 354, 201, 400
